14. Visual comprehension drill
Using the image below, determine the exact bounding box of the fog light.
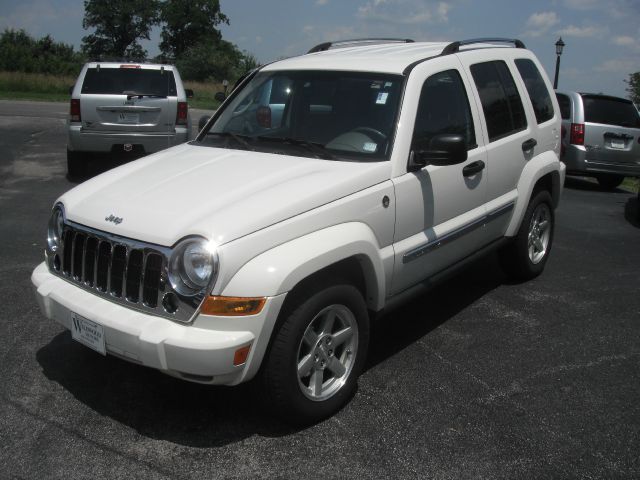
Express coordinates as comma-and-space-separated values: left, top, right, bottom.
162, 292, 179, 314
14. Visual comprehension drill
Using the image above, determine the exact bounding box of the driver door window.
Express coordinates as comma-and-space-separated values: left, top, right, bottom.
411, 70, 476, 151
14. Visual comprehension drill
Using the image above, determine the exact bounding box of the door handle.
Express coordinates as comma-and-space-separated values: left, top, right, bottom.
522, 138, 537, 151
462, 160, 485, 177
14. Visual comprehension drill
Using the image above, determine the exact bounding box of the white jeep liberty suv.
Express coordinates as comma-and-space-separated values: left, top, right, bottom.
33, 38, 565, 424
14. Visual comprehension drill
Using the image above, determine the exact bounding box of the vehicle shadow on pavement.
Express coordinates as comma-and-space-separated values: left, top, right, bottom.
366, 253, 506, 372
624, 195, 640, 228
563, 176, 626, 193
35, 254, 506, 446
36, 336, 299, 447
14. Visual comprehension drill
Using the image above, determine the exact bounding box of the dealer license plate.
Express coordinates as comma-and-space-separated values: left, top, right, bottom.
70, 312, 106, 355
118, 112, 139, 124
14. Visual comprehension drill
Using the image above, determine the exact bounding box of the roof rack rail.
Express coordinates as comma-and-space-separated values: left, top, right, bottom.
441, 38, 526, 56
307, 38, 414, 54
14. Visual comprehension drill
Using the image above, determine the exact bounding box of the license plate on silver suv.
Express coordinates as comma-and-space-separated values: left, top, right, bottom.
70, 312, 106, 355
118, 113, 139, 124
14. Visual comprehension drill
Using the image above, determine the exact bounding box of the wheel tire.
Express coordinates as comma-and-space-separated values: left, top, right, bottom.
262, 282, 369, 425
67, 149, 85, 179
500, 190, 554, 281
596, 174, 624, 191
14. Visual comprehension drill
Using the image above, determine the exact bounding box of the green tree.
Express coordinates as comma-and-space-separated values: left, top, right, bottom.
159, 0, 228, 60
81, 0, 160, 60
0, 29, 84, 75
625, 72, 640, 105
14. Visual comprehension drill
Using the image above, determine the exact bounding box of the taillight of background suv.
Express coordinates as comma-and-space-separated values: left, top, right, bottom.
70, 99, 81, 123
176, 101, 188, 126
569, 123, 584, 145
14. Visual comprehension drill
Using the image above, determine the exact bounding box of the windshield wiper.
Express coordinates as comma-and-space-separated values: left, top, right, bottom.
255, 136, 335, 160
207, 132, 254, 151
123, 91, 167, 100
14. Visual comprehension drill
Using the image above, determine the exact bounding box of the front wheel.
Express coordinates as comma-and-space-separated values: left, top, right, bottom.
500, 190, 554, 281
262, 283, 369, 425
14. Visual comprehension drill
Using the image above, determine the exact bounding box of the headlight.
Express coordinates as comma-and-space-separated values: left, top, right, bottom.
168, 237, 218, 296
47, 204, 65, 252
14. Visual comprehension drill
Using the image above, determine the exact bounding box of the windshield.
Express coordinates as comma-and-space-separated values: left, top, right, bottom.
582, 95, 640, 128
198, 70, 403, 161
81, 67, 178, 96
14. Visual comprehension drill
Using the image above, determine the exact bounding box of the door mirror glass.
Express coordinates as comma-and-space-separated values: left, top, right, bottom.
410, 134, 468, 170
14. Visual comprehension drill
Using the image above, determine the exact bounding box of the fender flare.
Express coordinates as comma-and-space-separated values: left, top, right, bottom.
506, 152, 562, 237
221, 222, 387, 311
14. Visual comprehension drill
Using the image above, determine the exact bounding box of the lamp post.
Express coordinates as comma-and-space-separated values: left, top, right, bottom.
553, 37, 565, 89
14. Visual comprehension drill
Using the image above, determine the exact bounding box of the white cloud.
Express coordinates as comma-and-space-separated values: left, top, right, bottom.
523, 11, 559, 37
595, 58, 639, 72
357, 0, 453, 25
612, 35, 636, 47
556, 25, 604, 37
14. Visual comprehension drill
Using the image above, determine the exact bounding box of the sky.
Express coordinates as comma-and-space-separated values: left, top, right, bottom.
0, 0, 638, 97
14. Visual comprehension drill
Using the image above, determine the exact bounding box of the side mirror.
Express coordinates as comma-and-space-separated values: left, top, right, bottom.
69, 86, 74, 95
185, 88, 194, 99
214, 92, 226, 103
198, 115, 211, 130
408, 134, 468, 171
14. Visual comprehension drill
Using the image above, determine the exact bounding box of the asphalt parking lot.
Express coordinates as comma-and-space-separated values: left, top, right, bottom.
1, 99, 639, 479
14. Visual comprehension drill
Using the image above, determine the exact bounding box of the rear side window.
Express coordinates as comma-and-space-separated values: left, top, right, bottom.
470, 60, 527, 141
81, 68, 178, 96
412, 69, 476, 151
556, 93, 571, 120
515, 59, 554, 124
582, 95, 640, 128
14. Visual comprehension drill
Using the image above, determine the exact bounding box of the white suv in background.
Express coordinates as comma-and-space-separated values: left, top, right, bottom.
34, 38, 565, 424
67, 62, 193, 178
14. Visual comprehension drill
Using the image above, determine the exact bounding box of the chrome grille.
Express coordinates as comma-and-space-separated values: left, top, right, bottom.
46, 220, 202, 323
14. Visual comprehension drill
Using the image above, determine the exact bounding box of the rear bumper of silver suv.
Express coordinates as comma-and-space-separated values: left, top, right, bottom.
68, 125, 190, 154
563, 144, 640, 177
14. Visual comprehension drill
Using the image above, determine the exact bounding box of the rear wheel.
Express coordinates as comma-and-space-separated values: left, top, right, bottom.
262, 282, 369, 425
500, 190, 554, 281
596, 174, 624, 191
66, 149, 85, 179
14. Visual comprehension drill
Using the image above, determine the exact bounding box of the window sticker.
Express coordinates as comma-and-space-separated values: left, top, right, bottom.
376, 92, 389, 105
363, 142, 377, 152
384, 82, 393, 88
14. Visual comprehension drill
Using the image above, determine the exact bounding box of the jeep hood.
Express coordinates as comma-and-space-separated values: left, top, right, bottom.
59, 143, 391, 247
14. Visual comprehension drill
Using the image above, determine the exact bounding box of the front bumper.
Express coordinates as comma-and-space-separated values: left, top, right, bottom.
67, 125, 190, 154
32, 262, 285, 385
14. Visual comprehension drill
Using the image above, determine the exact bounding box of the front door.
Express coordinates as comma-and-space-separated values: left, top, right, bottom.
391, 60, 489, 296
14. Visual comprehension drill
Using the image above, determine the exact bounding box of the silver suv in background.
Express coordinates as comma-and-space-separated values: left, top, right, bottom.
556, 91, 640, 190
67, 62, 193, 178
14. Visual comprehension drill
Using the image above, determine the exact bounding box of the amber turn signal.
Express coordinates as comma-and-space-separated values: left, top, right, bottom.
201, 296, 266, 316
233, 345, 251, 366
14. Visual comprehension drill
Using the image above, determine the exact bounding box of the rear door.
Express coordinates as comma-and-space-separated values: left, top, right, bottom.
80, 65, 177, 134
459, 54, 536, 238
581, 94, 640, 166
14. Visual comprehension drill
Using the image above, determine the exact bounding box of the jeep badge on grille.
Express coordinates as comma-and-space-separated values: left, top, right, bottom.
105, 214, 123, 225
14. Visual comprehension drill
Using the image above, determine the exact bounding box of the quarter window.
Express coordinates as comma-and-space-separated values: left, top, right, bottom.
411, 69, 476, 151
470, 61, 527, 142
515, 59, 554, 124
